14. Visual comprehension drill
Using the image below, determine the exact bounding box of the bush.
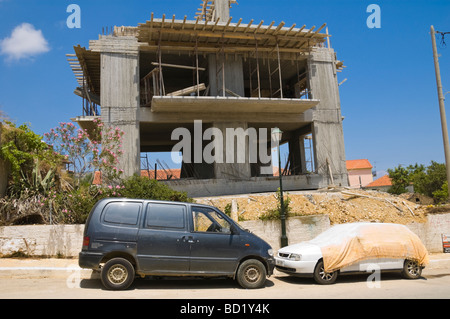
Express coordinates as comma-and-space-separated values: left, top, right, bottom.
432, 181, 448, 204
49, 175, 192, 224
120, 175, 192, 203
0, 122, 62, 197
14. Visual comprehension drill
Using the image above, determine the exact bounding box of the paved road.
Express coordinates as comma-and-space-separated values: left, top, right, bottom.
1, 267, 449, 300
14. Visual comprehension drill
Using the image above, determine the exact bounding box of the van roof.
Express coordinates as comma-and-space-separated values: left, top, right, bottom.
97, 197, 213, 209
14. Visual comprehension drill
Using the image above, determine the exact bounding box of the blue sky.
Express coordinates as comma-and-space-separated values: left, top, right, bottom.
0, 0, 450, 177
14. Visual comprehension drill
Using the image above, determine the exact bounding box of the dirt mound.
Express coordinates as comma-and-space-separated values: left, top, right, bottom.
194, 188, 429, 225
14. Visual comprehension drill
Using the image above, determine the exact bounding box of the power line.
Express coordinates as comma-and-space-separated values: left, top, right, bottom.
436, 30, 450, 47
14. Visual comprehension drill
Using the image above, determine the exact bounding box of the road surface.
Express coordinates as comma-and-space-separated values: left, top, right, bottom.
1, 268, 449, 299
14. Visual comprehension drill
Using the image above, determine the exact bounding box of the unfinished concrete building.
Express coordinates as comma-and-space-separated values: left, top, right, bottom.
68, 0, 348, 197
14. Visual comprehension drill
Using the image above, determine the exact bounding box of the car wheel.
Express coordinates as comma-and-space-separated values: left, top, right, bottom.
236, 259, 267, 289
313, 260, 338, 285
401, 259, 422, 279
101, 258, 135, 290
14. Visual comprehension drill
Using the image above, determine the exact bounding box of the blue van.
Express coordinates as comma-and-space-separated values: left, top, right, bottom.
79, 198, 275, 290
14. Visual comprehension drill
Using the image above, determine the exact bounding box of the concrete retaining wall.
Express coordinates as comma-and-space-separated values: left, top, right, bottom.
0, 213, 449, 257
0, 224, 84, 257
241, 215, 330, 252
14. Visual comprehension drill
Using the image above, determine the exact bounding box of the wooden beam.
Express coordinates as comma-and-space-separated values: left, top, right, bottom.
151, 62, 205, 71
166, 83, 206, 96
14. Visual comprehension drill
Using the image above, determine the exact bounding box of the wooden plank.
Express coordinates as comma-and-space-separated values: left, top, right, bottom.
151, 62, 205, 71
166, 83, 206, 96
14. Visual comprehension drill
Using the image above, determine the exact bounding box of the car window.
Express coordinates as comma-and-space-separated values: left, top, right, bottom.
103, 202, 141, 226
192, 206, 231, 234
146, 203, 186, 229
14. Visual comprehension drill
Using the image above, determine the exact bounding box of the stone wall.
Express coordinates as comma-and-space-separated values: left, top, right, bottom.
0, 213, 449, 258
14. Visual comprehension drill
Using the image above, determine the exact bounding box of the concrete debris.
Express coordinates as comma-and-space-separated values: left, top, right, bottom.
194, 188, 429, 225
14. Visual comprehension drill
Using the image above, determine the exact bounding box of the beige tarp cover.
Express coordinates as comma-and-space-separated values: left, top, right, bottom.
308, 223, 429, 272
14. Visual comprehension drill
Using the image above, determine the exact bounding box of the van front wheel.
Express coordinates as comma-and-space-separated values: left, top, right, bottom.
101, 258, 135, 290
236, 259, 267, 289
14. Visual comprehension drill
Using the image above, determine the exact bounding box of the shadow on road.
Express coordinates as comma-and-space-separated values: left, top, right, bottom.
275, 272, 427, 286
80, 276, 275, 291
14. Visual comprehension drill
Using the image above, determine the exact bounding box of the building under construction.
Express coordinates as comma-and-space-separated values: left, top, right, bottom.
68, 0, 348, 197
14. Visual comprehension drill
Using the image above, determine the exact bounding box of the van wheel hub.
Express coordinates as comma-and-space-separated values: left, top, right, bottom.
244, 266, 260, 283
108, 265, 128, 284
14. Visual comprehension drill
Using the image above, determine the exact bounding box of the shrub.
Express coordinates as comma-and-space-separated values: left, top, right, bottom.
259, 188, 291, 221
120, 175, 192, 203
0, 122, 62, 197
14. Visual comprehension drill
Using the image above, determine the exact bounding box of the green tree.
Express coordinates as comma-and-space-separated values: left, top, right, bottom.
388, 161, 448, 203
433, 181, 448, 204
387, 165, 412, 194
411, 161, 446, 200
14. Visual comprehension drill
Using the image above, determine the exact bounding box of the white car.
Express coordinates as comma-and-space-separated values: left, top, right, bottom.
275, 222, 429, 284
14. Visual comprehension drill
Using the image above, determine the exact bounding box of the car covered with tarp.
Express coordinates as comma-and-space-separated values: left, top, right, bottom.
275, 222, 429, 284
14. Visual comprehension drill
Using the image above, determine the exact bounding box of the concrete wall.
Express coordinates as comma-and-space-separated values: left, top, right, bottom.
1, 213, 449, 258
164, 174, 324, 198
0, 224, 84, 257
241, 215, 330, 252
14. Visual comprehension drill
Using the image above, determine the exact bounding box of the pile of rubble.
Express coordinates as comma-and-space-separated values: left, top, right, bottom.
194, 187, 430, 225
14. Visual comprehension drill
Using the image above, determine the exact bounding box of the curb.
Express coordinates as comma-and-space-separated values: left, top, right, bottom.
0, 266, 97, 279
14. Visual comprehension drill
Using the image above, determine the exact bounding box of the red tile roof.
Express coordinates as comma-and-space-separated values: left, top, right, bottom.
346, 159, 373, 170
365, 174, 392, 187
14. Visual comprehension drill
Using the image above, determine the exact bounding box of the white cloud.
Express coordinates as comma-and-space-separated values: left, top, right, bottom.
0, 23, 50, 61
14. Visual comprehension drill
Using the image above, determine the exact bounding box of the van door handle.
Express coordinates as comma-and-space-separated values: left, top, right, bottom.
182, 236, 195, 243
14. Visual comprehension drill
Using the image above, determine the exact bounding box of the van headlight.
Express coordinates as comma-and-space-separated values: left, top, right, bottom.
268, 249, 274, 256
289, 253, 301, 261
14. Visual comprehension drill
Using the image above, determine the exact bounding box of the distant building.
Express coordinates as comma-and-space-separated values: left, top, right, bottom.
346, 159, 373, 188
364, 174, 392, 192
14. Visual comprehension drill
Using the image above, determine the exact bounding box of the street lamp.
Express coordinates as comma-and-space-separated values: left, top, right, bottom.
272, 127, 288, 247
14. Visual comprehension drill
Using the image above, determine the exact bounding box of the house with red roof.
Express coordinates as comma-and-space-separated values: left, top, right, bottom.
346, 159, 374, 188
364, 174, 392, 192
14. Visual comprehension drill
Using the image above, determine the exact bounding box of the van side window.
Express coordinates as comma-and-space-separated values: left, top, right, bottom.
146, 203, 185, 229
192, 207, 231, 234
103, 202, 140, 226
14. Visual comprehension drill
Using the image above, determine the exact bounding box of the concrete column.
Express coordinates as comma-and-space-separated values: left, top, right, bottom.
205, 1, 248, 181
97, 37, 141, 179
308, 47, 348, 186
213, 122, 251, 180
214, 0, 230, 21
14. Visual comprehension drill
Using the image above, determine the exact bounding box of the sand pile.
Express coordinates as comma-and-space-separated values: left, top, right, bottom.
194, 188, 429, 225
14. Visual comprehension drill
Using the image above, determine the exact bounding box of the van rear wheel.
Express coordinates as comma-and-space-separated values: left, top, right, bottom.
101, 258, 135, 290
236, 259, 267, 289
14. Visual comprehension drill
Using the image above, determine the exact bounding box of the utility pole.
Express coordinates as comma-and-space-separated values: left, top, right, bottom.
431, 25, 450, 200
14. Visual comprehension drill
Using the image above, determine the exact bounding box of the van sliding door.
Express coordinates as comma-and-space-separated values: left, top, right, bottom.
136, 203, 190, 274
